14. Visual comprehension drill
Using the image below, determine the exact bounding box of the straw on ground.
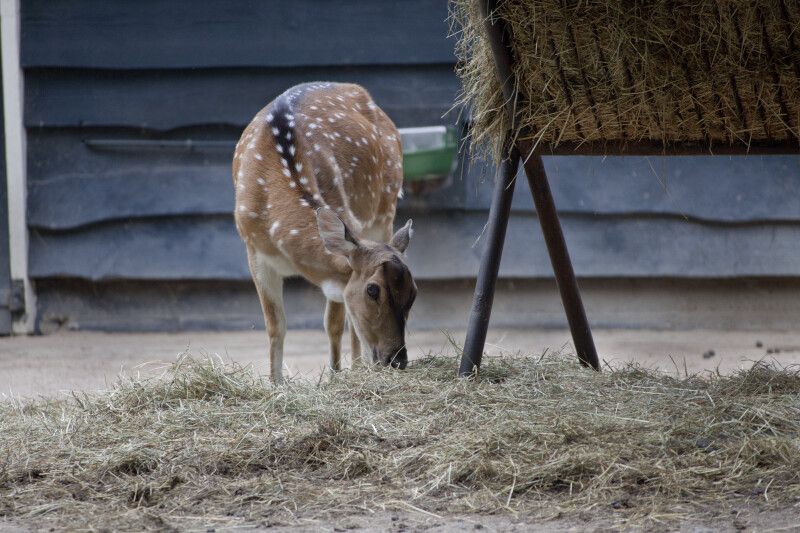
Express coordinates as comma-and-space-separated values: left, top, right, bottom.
1, 351, 799, 530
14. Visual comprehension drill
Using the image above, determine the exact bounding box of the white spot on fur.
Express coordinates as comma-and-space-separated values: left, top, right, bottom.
321, 280, 344, 302
282, 168, 291, 178
270, 221, 280, 236
289, 229, 299, 236
254, 153, 263, 161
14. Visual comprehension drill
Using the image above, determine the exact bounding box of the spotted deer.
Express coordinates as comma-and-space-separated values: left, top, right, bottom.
233, 82, 417, 383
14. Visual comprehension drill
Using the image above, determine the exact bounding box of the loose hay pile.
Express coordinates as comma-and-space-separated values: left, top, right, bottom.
454, 0, 800, 159
1, 353, 800, 530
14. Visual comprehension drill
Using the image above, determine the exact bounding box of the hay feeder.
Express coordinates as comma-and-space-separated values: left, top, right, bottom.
455, 0, 800, 375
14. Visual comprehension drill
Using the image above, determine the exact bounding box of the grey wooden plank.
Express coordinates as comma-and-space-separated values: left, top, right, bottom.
415, 212, 800, 279
28, 213, 800, 281
460, 154, 800, 223
28, 168, 234, 230
35, 278, 800, 333
28, 131, 800, 229
0, 310, 10, 335
35, 279, 324, 332
26, 128, 236, 185
30, 216, 250, 281
25, 65, 460, 129
0, 31, 11, 334
21, 0, 454, 69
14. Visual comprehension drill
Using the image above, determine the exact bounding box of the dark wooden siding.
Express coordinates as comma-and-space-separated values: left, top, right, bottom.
22, 0, 800, 294
0, 27, 12, 335
21, 0, 455, 68
25, 65, 459, 130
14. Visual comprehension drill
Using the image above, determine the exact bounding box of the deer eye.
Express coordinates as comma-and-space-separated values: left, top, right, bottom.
366, 283, 380, 301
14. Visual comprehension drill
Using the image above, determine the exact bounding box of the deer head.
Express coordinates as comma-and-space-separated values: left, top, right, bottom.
316, 207, 416, 369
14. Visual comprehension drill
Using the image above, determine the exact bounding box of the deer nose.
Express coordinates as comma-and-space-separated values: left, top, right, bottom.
389, 347, 408, 369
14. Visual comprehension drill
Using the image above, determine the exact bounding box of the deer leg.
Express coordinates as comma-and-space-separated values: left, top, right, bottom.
325, 300, 345, 371
349, 323, 363, 367
248, 248, 287, 384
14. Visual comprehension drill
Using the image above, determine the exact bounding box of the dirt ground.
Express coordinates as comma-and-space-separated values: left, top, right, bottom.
2, 327, 800, 398
2, 327, 800, 532
3, 509, 798, 533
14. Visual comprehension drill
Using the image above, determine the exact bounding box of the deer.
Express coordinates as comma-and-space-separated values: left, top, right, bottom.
232, 82, 417, 383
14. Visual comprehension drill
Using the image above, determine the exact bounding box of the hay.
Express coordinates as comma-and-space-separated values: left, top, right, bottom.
453, 0, 800, 160
2, 351, 800, 530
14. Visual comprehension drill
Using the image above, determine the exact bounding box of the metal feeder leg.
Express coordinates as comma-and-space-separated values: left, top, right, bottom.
459, 0, 599, 374
459, 145, 520, 377
523, 152, 599, 370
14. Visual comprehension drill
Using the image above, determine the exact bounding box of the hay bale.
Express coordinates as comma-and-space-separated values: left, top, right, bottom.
1, 352, 800, 530
454, 0, 800, 160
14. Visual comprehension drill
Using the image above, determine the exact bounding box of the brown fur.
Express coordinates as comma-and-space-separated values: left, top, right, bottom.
232, 82, 416, 381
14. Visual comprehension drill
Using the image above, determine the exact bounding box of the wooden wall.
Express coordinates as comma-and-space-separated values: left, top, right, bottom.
20, 0, 800, 330
0, 24, 11, 335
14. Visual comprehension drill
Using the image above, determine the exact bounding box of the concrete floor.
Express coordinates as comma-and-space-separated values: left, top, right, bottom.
1, 328, 800, 398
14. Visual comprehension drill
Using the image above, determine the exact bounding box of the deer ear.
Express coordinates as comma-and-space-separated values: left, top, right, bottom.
315, 207, 359, 256
390, 219, 413, 253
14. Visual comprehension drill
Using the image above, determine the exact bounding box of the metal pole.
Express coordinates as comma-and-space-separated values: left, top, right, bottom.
459, 145, 520, 376
459, 0, 600, 372
522, 151, 599, 369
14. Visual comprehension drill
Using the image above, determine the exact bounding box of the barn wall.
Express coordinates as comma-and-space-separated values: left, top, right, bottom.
21, 0, 800, 331
0, 26, 11, 335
